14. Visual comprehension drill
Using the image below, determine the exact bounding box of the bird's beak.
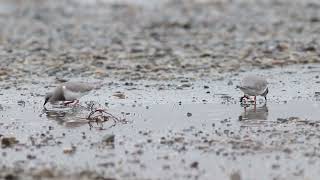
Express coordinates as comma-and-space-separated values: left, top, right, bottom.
43, 99, 48, 107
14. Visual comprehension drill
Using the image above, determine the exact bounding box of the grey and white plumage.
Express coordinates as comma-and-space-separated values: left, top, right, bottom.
44, 82, 100, 106
237, 75, 268, 102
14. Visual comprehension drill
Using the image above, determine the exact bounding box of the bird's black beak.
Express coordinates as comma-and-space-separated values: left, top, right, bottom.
264, 88, 269, 101
43, 98, 49, 107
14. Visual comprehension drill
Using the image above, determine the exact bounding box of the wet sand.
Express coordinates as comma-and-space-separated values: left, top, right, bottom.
1, 64, 320, 179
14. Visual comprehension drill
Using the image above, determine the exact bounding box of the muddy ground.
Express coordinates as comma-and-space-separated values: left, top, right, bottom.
1, 0, 320, 180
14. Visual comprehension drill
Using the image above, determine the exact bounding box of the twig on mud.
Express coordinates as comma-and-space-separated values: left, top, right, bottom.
86, 104, 127, 129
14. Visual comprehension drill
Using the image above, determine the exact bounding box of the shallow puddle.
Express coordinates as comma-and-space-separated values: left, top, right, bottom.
1, 65, 320, 179
1, 99, 320, 179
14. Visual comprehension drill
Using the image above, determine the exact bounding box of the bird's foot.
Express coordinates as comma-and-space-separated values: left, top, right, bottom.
95, 108, 106, 113
63, 100, 80, 107
63, 101, 73, 106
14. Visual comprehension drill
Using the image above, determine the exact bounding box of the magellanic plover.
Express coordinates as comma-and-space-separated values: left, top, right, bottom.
237, 75, 268, 104
44, 81, 102, 107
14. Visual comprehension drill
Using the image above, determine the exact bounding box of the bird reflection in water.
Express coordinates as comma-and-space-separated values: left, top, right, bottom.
41, 106, 88, 127
239, 103, 268, 121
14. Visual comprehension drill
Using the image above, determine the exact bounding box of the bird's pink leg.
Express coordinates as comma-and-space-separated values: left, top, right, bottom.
63, 101, 74, 106
95, 108, 105, 113
64, 100, 79, 106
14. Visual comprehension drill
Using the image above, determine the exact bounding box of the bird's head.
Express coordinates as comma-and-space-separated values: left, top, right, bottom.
43, 92, 53, 106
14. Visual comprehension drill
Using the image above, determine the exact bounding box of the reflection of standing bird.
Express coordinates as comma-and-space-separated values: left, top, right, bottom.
44, 82, 100, 107
237, 75, 268, 103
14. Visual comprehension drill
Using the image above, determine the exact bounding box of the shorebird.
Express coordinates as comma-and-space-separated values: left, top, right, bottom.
43, 82, 101, 107
237, 75, 268, 103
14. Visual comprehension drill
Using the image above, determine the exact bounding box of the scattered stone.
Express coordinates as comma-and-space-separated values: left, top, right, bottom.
17, 100, 25, 107
283, 148, 292, 154
113, 92, 126, 99
124, 82, 134, 86
55, 77, 68, 83
190, 161, 198, 169
230, 172, 241, 180
180, 84, 191, 88
34, 169, 54, 178
63, 146, 76, 154
1, 137, 18, 148
102, 134, 115, 145
162, 164, 170, 170
99, 162, 115, 168
26, 154, 36, 160
277, 118, 288, 123
4, 174, 18, 180
271, 164, 280, 170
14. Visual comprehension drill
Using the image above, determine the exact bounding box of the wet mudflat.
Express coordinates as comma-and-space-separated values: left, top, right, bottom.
1, 64, 320, 180
1, 0, 320, 179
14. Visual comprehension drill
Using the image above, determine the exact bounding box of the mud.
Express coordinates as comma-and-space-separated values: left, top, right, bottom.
0, 64, 320, 180
1, 0, 320, 83
1, 0, 320, 180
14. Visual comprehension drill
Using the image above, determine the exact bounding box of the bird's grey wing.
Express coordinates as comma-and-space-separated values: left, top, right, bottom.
239, 85, 259, 95
241, 76, 267, 92
64, 82, 94, 93
255, 79, 268, 93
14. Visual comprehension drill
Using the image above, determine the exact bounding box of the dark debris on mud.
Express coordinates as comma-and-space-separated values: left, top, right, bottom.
0, 166, 116, 180
87, 103, 127, 129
